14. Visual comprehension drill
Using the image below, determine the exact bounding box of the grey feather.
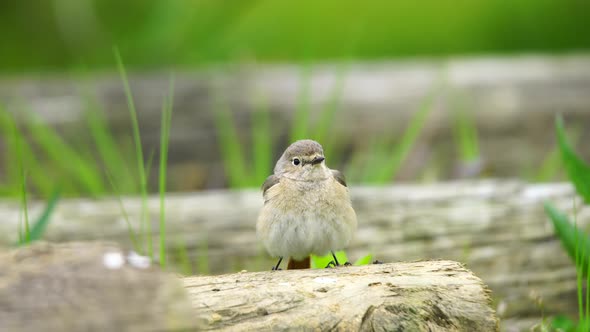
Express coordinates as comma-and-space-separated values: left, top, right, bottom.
332, 170, 347, 187
261, 174, 280, 196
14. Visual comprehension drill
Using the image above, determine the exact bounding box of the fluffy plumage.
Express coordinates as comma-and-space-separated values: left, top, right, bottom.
257, 140, 357, 266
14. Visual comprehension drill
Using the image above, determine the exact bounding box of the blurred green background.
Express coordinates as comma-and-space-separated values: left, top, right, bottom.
2, 0, 589, 72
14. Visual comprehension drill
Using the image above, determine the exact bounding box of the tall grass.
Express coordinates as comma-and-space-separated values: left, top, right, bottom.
27, 109, 106, 196
347, 87, 437, 184
452, 93, 480, 163
15, 117, 30, 243
1, 65, 178, 268
213, 92, 251, 188
213, 62, 351, 189
545, 116, 590, 331
114, 47, 152, 259
85, 92, 138, 193
290, 63, 313, 143
251, 94, 273, 185
158, 75, 174, 268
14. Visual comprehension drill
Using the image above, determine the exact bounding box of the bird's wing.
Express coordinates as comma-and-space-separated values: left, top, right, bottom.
331, 169, 347, 187
261, 174, 280, 197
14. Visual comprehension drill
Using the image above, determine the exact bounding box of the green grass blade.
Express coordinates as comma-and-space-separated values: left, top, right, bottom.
452, 95, 480, 162
354, 254, 373, 266
361, 137, 393, 183
313, 63, 347, 157
105, 170, 140, 251
556, 116, 590, 203
26, 110, 106, 196
311, 250, 348, 269
17, 209, 23, 244
114, 47, 152, 259
212, 93, 249, 188
175, 238, 193, 276
290, 63, 312, 142
251, 94, 272, 185
11, 111, 31, 242
25, 189, 60, 243
20, 173, 30, 243
573, 198, 585, 326
544, 202, 590, 273
84, 94, 137, 194
534, 149, 562, 182
159, 75, 174, 268
0, 108, 53, 198
372, 92, 435, 183
197, 235, 210, 274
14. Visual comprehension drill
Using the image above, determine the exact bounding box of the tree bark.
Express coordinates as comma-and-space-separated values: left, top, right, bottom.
183, 260, 498, 331
0, 180, 585, 330
0, 242, 196, 332
2, 56, 590, 187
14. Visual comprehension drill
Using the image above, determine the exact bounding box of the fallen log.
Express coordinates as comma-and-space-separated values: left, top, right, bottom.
0, 242, 497, 331
0, 242, 197, 332
2, 56, 590, 187
0, 180, 585, 330
189, 260, 499, 331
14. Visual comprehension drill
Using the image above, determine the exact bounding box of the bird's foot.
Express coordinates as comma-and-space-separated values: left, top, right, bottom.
372, 260, 383, 264
325, 261, 352, 268
272, 256, 284, 271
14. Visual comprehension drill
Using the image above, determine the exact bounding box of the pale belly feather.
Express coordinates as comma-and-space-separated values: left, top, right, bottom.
257, 177, 357, 260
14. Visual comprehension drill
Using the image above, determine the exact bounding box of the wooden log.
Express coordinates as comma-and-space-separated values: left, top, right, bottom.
0, 242, 197, 332
0, 242, 497, 331
183, 260, 498, 331
1, 55, 590, 187
0, 180, 586, 330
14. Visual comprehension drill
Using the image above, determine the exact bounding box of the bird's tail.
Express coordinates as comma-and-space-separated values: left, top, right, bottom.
287, 256, 310, 269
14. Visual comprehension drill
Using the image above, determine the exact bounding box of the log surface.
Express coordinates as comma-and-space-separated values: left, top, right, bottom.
0, 242, 196, 332
0, 180, 586, 331
183, 260, 498, 331
2, 55, 590, 187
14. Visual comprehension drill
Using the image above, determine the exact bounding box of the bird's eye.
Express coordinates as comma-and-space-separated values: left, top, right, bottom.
292, 158, 301, 166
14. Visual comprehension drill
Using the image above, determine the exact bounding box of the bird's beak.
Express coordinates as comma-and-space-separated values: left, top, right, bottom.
311, 156, 325, 165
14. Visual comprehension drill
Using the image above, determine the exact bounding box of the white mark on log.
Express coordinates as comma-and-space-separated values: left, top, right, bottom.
278, 282, 292, 287
103, 251, 124, 269
313, 277, 338, 284
127, 251, 151, 269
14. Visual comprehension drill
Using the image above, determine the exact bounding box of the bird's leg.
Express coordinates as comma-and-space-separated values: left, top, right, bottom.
272, 256, 283, 271
331, 251, 340, 266
326, 251, 352, 268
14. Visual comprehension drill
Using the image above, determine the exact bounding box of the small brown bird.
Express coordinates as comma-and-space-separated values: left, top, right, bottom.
256, 139, 357, 270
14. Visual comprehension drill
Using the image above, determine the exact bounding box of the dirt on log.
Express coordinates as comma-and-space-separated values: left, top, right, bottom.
183, 260, 498, 331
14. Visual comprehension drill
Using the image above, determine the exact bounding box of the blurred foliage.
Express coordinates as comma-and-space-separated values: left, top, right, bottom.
545, 116, 590, 331
17, 190, 60, 246
1, 0, 589, 72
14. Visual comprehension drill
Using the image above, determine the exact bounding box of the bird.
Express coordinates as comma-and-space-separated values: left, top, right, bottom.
256, 139, 357, 270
